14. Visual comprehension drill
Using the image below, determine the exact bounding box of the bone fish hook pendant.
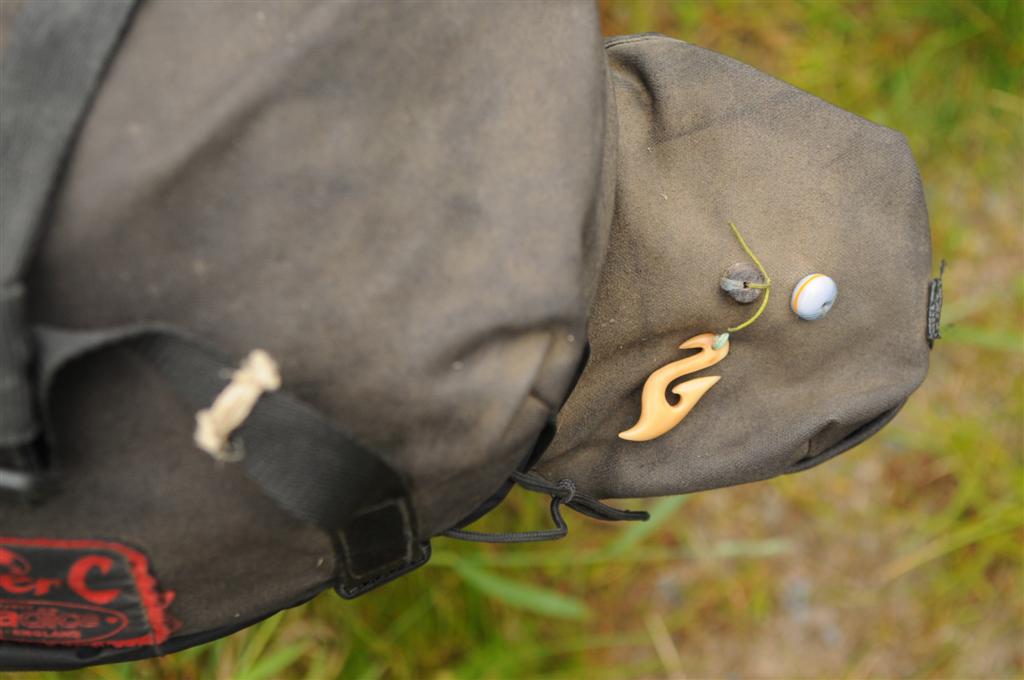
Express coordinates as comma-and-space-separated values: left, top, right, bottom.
618, 333, 729, 442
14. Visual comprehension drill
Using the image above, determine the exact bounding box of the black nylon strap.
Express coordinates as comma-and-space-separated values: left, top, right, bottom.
35, 325, 427, 592
134, 333, 406, 529
0, 0, 140, 457
35, 325, 409, 530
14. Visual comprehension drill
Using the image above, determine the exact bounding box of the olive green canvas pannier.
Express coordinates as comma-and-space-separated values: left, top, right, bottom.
0, 1, 936, 669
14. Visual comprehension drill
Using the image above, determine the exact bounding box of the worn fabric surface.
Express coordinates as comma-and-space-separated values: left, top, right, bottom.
6, 0, 609, 639
537, 35, 932, 498
1, 2, 933, 659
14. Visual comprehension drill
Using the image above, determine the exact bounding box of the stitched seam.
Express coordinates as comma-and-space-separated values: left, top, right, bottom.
338, 540, 428, 597
338, 552, 424, 596
604, 33, 669, 50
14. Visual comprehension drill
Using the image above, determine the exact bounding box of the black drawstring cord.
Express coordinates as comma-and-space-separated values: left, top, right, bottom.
511, 472, 649, 523
443, 472, 649, 544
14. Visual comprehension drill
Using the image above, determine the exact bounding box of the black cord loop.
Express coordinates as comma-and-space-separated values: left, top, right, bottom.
443, 471, 649, 544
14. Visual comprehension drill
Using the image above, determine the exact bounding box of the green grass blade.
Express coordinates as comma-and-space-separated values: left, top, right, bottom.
452, 560, 590, 620
942, 324, 1023, 352
600, 495, 688, 558
234, 613, 284, 675
237, 641, 310, 680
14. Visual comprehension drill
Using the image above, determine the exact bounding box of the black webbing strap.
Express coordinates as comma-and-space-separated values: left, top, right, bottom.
0, 0, 141, 487
35, 325, 429, 596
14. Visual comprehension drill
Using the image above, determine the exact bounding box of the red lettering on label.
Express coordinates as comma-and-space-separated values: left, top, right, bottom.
0, 548, 30, 574
0, 573, 61, 596
68, 556, 120, 605
18, 606, 100, 630
0, 537, 176, 647
0, 548, 63, 596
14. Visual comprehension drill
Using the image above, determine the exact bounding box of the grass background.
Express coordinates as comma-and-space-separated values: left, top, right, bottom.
26, 1, 1023, 678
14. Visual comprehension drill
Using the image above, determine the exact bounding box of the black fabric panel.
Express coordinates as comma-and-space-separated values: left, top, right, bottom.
0, 0, 139, 454
1, 345, 336, 639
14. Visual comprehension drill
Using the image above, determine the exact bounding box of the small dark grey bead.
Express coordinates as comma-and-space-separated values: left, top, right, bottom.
720, 262, 765, 303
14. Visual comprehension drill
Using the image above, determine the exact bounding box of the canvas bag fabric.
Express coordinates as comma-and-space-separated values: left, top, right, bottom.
0, 1, 932, 669
536, 34, 932, 498
2, 1, 611, 665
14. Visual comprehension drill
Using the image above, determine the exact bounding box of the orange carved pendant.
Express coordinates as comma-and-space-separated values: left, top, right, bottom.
618, 333, 729, 442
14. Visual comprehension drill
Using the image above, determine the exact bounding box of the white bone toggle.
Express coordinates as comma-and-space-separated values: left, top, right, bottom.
194, 349, 281, 461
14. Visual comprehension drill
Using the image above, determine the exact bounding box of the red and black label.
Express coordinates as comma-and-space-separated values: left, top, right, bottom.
0, 538, 175, 648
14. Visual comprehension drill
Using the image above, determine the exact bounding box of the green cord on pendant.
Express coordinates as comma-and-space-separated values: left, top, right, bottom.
713, 222, 772, 350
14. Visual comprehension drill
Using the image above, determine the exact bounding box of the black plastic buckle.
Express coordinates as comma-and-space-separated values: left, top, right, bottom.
335, 540, 431, 600
333, 497, 431, 599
